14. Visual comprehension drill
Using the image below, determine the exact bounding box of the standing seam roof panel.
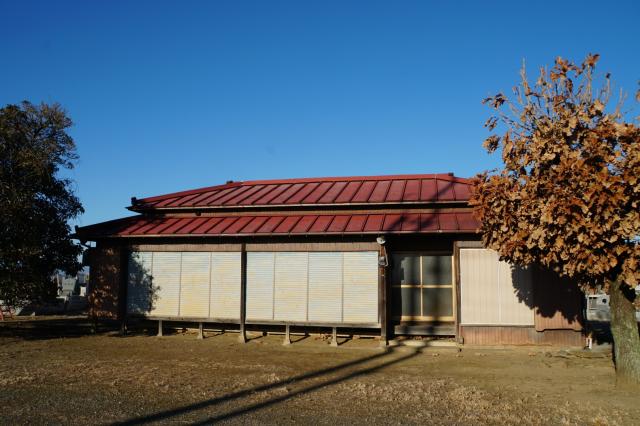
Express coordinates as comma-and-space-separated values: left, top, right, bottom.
193, 217, 224, 234
420, 213, 440, 231
327, 215, 350, 232
283, 182, 319, 204
309, 216, 333, 232
291, 215, 318, 233
134, 220, 167, 235
352, 181, 377, 203
159, 217, 193, 234
456, 212, 478, 230
436, 179, 456, 201
241, 216, 269, 233
222, 216, 255, 234
174, 192, 211, 207
223, 185, 265, 205
452, 182, 471, 200
301, 182, 334, 204
401, 213, 421, 231
198, 187, 239, 206
382, 214, 403, 232
345, 215, 368, 232
420, 179, 438, 201
153, 197, 181, 208
386, 180, 406, 202
368, 180, 392, 203
363, 215, 385, 232
269, 183, 306, 204
240, 185, 279, 205
206, 217, 239, 234
318, 181, 348, 203
175, 217, 211, 234
147, 218, 182, 234
120, 218, 153, 235
79, 211, 480, 239
208, 185, 254, 206
273, 215, 302, 233
131, 174, 474, 209
257, 216, 285, 233
180, 190, 221, 207
334, 181, 362, 203
403, 180, 421, 201
253, 184, 293, 205
439, 213, 458, 230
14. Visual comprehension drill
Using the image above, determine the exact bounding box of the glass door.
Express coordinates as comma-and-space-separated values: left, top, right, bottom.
391, 252, 454, 322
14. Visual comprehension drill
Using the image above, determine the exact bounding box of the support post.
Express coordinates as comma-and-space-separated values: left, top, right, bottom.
283, 324, 291, 345
379, 244, 389, 347
331, 327, 338, 347
157, 319, 163, 337
238, 244, 247, 343
197, 322, 204, 340
118, 246, 130, 337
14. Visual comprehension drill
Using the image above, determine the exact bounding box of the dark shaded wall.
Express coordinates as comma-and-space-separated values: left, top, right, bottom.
88, 242, 123, 320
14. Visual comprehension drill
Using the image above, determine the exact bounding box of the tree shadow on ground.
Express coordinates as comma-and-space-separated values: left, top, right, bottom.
113, 346, 421, 425
0, 317, 113, 340
0, 317, 184, 340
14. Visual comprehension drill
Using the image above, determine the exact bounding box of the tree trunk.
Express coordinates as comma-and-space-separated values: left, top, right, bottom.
608, 279, 640, 387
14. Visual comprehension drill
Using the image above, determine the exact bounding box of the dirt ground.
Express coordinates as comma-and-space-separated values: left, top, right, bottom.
0, 318, 638, 425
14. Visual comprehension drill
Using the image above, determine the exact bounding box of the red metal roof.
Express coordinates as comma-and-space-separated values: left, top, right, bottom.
131, 173, 472, 210
78, 212, 479, 239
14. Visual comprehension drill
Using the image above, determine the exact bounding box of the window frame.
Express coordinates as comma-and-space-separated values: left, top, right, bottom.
391, 251, 455, 322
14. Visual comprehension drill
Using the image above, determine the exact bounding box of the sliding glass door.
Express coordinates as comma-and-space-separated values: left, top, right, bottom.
391, 253, 454, 322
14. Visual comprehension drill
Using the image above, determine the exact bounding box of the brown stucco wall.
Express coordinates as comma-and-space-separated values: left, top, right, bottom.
88, 243, 123, 320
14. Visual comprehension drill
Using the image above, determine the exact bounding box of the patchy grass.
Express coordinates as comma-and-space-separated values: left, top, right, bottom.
0, 318, 637, 425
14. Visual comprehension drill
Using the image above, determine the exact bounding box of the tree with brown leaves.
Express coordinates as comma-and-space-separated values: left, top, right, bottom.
472, 55, 640, 386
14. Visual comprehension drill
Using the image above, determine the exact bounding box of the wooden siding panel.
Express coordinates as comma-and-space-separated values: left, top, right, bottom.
533, 268, 584, 331
460, 326, 583, 346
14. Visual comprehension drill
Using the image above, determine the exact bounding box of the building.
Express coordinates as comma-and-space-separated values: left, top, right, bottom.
75, 173, 584, 345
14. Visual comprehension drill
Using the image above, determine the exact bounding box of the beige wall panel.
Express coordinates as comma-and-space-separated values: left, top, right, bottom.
308, 252, 343, 323
210, 252, 241, 319
127, 251, 153, 315
460, 249, 533, 326
149, 252, 181, 317
499, 262, 535, 325
179, 252, 211, 318
273, 252, 308, 322
342, 252, 378, 324
246, 252, 275, 321
460, 249, 500, 324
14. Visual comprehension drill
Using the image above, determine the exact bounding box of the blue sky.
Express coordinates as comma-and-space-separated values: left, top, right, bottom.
1, 1, 639, 226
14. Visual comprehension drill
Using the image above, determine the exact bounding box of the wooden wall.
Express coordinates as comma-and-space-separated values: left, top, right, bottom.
460, 326, 584, 346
